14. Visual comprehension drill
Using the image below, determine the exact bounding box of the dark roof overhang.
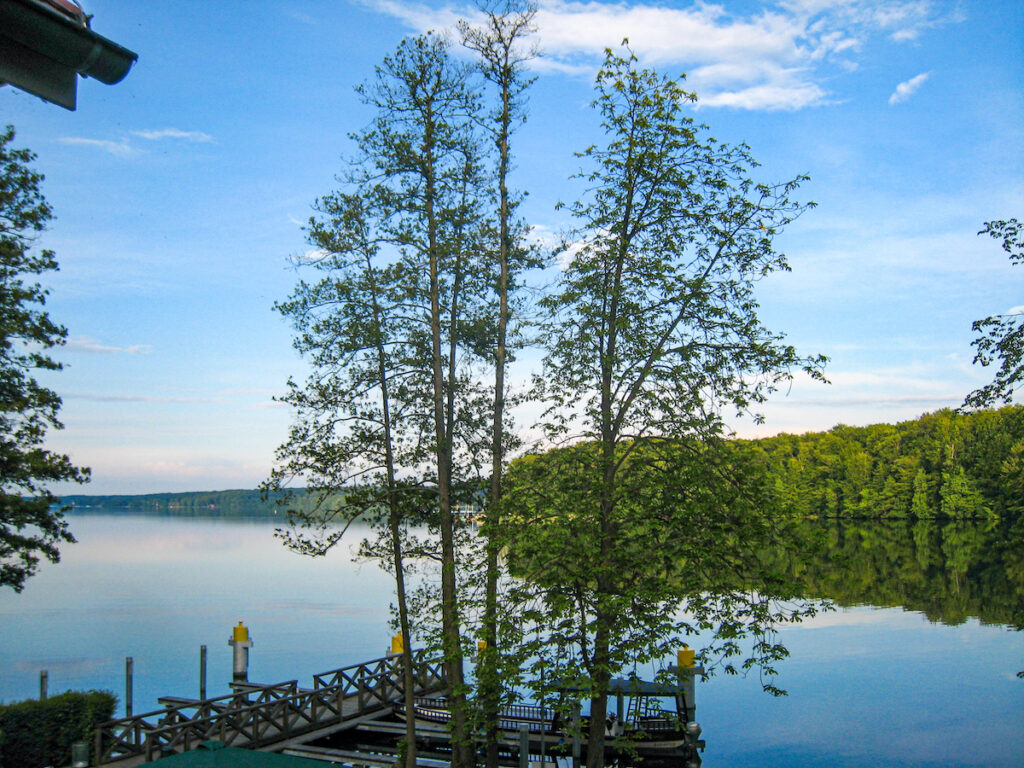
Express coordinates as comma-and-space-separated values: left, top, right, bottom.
0, 0, 138, 110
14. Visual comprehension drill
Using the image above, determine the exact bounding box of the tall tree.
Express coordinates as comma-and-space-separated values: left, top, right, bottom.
964, 218, 1024, 409
266, 36, 489, 768
0, 125, 89, 593
459, 4, 538, 766
517, 48, 825, 767
264, 190, 424, 768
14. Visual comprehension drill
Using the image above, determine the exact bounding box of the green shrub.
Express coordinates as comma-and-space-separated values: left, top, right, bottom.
0, 690, 116, 768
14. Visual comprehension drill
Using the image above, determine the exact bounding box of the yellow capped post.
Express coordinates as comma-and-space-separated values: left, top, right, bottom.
678, 646, 696, 669
391, 634, 404, 655
228, 621, 254, 682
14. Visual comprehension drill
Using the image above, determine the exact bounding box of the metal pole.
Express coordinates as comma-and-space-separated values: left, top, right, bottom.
125, 657, 133, 717
519, 724, 529, 768
71, 741, 89, 767
200, 645, 207, 700
40, 670, 48, 700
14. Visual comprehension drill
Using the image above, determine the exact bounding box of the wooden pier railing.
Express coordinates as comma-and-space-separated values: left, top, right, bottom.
94, 650, 445, 766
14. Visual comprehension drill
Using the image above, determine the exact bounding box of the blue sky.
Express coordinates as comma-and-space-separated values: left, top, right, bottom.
2, 0, 1021, 494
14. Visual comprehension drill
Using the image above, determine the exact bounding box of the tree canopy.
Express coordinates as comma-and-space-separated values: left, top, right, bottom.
264, 33, 499, 768
499, 46, 826, 767
271, 30, 830, 768
0, 125, 89, 593
965, 218, 1024, 409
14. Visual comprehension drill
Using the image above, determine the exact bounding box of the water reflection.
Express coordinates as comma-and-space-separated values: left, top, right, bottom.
774, 517, 1024, 630
0, 512, 1020, 767
0, 513, 396, 712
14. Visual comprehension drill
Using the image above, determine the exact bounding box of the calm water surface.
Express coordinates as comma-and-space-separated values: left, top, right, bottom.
0, 513, 1020, 767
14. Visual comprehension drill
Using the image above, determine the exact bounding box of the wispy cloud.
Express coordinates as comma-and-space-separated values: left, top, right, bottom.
771, 394, 960, 407
218, 387, 282, 397
369, 0, 955, 111
58, 127, 213, 156
132, 128, 214, 143
888, 72, 930, 104
66, 337, 152, 355
57, 137, 140, 157
66, 393, 220, 404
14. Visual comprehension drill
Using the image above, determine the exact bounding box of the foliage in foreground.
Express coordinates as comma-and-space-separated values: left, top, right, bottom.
269, 20, 826, 768
516, 44, 824, 765
965, 218, 1024, 409
264, 29, 505, 768
1, 125, 89, 593
500, 440, 827, 721
0, 689, 115, 768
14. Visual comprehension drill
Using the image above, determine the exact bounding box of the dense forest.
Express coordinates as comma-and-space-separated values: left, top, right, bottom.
745, 406, 1024, 522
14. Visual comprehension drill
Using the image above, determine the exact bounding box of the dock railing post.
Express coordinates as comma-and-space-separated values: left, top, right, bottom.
674, 647, 700, 723
540, 702, 547, 767
200, 645, 207, 700
519, 724, 529, 768
126, 657, 134, 717
571, 703, 581, 768
39, 669, 48, 700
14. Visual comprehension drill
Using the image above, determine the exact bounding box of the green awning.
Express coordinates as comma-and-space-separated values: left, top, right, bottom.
152, 743, 325, 768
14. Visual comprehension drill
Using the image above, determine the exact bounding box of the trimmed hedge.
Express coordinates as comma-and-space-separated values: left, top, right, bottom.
0, 690, 116, 768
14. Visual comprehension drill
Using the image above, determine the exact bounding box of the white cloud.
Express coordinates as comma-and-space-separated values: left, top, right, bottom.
57, 137, 140, 157
132, 128, 214, 143
66, 337, 152, 355
293, 248, 331, 266
368, 0, 953, 111
888, 71, 930, 104
698, 78, 828, 110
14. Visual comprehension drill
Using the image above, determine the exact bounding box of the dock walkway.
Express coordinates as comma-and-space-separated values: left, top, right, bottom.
94, 650, 445, 766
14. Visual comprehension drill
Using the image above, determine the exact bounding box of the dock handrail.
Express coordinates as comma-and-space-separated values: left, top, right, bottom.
95, 649, 444, 765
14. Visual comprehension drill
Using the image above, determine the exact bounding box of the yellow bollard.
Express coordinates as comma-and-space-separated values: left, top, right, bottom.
678, 646, 696, 668
391, 634, 404, 655
228, 621, 253, 682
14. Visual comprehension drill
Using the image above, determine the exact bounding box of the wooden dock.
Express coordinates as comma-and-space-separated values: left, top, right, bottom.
94, 650, 445, 766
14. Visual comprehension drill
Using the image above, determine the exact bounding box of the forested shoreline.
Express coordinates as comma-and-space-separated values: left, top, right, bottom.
58, 406, 1024, 524
58, 489, 301, 517
745, 406, 1024, 522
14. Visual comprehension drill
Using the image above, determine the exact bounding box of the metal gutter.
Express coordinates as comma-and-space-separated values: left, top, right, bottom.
0, 0, 138, 109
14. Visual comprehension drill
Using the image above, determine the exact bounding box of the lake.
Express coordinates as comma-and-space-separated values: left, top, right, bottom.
1, 513, 1021, 767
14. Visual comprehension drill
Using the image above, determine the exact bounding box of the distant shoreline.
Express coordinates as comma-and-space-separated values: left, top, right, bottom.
56, 489, 299, 518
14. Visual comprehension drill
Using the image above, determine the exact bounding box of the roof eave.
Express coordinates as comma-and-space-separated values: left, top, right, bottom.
0, 0, 138, 109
